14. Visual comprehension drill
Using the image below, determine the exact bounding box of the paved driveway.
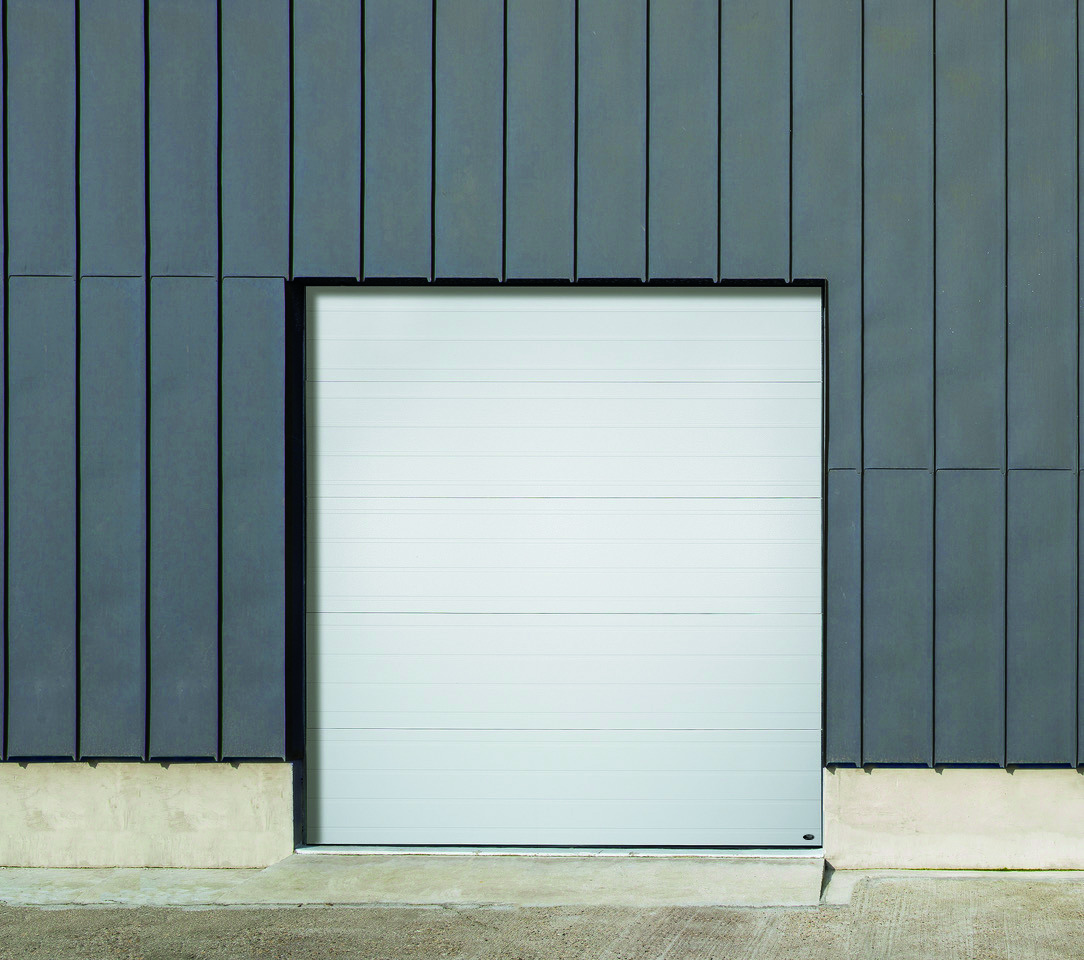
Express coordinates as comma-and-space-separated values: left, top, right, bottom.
3, 875, 1084, 960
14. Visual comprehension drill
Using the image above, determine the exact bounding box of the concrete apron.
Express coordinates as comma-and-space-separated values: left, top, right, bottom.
0, 853, 826, 908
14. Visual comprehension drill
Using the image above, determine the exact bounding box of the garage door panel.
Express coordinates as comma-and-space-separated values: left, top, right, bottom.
309, 309, 819, 341
307, 731, 820, 772
310, 798, 821, 833
308, 337, 819, 373
309, 380, 821, 401
308, 455, 821, 495
310, 770, 821, 803
309, 397, 821, 429
311, 566, 821, 607
309, 501, 822, 543
313, 540, 819, 571
311, 425, 821, 457
308, 680, 820, 717
309, 653, 820, 686
309, 709, 820, 732
312, 365, 820, 384
310, 826, 817, 845
306, 613, 821, 657
305, 287, 822, 846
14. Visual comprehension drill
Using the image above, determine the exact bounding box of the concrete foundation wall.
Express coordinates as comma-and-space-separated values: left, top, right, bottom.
0, 762, 294, 868
825, 766, 1084, 869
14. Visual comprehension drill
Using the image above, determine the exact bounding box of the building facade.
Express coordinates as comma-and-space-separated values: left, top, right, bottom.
1, 0, 1081, 868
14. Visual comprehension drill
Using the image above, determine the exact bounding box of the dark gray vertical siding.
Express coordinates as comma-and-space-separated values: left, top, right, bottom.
79, 0, 145, 278
221, 279, 286, 758
934, 470, 1005, 763
6, 0, 75, 277
434, 0, 504, 279
79, 278, 146, 758
363, 0, 433, 279
1079, 473, 1084, 766
935, 0, 1006, 470
647, 0, 717, 280
576, 0, 646, 279
791, 0, 862, 472
505, 0, 575, 280
148, 278, 219, 758
718, 0, 789, 280
862, 470, 933, 764
1006, 470, 1077, 764
1006, 0, 1077, 470
221, 0, 290, 279
292, 0, 361, 278
6, 278, 77, 758
7, 2, 1084, 765
824, 469, 861, 765
863, 0, 934, 469
147, 0, 217, 278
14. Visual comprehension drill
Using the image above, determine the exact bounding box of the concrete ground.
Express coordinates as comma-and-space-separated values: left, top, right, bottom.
3, 857, 1084, 958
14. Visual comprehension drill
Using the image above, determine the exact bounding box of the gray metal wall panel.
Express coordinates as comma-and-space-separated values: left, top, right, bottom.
79, 0, 145, 278
792, 0, 861, 471
148, 278, 218, 758
1079, 473, 1084, 766
148, 0, 217, 277
862, 470, 933, 764
825, 469, 861, 765
718, 0, 789, 280
14, 0, 1084, 767
934, 470, 1005, 764
79, 278, 146, 758
863, 0, 934, 469
577, 0, 647, 279
505, 0, 575, 280
363, 0, 432, 279
7, 0, 75, 277
221, 279, 286, 758
935, 0, 1006, 470
6, 278, 76, 758
293, 0, 361, 278
1006, 470, 1077, 764
647, 0, 717, 280
1007, 0, 1077, 470
221, 0, 290, 279
433, 0, 504, 279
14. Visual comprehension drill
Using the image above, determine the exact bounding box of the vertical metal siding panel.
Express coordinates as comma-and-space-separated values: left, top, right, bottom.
576, 0, 647, 279
825, 469, 861, 765
221, 279, 286, 758
863, 0, 934, 469
935, 0, 1006, 470
79, 278, 146, 758
1006, 0, 1077, 469
79, 0, 145, 278
1006, 470, 1076, 764
862, 469, 933, 764
647, 0, 717, 280
433, 0, 504, 279
363, 0, 432, 279
718, 0, 789, 280
6, 278, 77, 757
934, 470, 1005, 763
792, 0, 861, 470
6, 0, 75, 276
505, 0, 575, 280
148, 0, 217, 277
1079, 472, 1084, 765
293, 0, 361, 278
221, 0, 290, 278
148, 278, 218, 758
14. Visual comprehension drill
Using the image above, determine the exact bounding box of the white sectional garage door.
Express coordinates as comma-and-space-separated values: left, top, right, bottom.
305, 287, 823, 847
